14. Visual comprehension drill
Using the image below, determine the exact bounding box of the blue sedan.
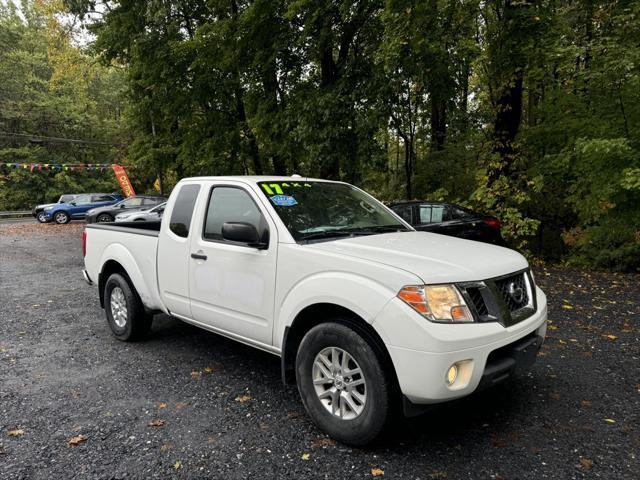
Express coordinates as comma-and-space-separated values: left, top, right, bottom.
43, 193, 124, 224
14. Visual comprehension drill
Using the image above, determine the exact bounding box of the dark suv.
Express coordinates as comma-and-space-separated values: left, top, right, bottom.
389, 201, 504, 245
85, 195, 167, 223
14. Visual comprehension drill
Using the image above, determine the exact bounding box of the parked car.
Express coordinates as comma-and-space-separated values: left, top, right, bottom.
43, 193, 124, 224
115, 202, 166, 223
389, 201, 504, 245
82, 176, 547, 446
32, 194, 80, 223
86, 196, 166, 223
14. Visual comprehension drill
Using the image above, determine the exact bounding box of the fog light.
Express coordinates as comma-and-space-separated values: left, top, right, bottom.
446, 364, 458, 385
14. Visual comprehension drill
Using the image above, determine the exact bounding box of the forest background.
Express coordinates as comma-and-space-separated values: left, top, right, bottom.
1, 0, 638, 271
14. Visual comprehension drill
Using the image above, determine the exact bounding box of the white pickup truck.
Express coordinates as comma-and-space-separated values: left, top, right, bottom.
83, 176, 547, 445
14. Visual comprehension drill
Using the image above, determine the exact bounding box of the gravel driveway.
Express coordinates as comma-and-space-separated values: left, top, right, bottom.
0, 223, 638, 479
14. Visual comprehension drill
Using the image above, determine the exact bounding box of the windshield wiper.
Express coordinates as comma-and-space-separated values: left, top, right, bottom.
299, 230, 375, 243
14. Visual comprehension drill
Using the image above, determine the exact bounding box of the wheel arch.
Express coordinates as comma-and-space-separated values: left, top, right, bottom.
280, 303, 401, 400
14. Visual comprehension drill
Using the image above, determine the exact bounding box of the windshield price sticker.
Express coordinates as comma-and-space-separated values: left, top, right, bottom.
270, 195, 298, 206
261, 182, 312, 195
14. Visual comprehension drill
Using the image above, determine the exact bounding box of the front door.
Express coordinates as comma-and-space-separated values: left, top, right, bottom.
188, 183, 277, 346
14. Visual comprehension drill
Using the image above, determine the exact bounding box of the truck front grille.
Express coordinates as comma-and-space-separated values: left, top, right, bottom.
458, 269, 536, 327
495, 272, 529, 312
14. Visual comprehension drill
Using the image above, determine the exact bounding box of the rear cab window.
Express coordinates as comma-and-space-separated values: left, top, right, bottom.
169, 184, 200, 237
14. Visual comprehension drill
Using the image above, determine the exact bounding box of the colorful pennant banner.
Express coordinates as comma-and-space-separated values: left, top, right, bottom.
0, 162, 133, 172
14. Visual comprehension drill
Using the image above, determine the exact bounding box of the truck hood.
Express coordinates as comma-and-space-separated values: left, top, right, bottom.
307, 231, 528, 284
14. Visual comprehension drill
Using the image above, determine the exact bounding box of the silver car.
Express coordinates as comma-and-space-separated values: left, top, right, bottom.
114, 202, 166, 223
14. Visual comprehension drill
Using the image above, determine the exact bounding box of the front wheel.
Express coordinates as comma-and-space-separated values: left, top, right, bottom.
36, 211, 48, 223
295, 321, 391, 446
97, 213, 114, 223
104, 273, 152, 341
53, 211, 70, 224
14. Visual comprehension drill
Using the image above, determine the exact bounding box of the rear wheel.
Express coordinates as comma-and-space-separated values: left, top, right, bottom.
295, 321, 391, 446
53, 211, 70, 224
104, 273, 152, 341
97, 213, 113, 223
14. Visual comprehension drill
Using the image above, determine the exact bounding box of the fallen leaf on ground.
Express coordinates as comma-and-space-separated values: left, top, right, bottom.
160, 443, 173, 452
158, 402, 167, 409
175, 402, 188, 410
235, 394, 251, 403
173, 461, 182, 470
7, 429, 24, 437
301, 452, 311, 460
580, 400, 592, 408
602, 334, 617, 341
203, 367, 214, 374
190, 371, 201, 379
148, 419, 166, 427
562, 305, 574, 310
312, 437, 337, 448
580, 458, 593, 470
371, 467, 385, 477
68, 434, 87, 447
604, 418, 616, 424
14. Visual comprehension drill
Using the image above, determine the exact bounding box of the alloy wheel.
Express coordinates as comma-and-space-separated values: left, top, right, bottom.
110, 286, 128, 328
312, 346, 367, 420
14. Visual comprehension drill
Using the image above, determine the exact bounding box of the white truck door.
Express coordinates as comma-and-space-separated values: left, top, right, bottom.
157, 183, 201, 318
188, 182, 277, 346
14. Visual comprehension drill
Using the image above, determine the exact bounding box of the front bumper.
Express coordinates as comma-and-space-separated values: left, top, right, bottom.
373, 288, 548, 405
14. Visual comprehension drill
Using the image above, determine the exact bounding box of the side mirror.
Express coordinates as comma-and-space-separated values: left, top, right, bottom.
222, 222, 267, 249
120, 204, 126, 208
70, 202, 76, 206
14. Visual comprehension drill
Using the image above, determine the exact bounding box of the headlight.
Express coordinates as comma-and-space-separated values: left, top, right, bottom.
44, 206, 53, 210
398, 284, 473, 323
117, 214, 130, 220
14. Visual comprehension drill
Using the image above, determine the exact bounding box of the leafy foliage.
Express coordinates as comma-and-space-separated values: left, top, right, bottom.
0, 0, 125, 209
3, 0, 640, 270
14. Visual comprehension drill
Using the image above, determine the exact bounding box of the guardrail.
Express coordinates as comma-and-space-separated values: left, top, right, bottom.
0, 210, 31, 218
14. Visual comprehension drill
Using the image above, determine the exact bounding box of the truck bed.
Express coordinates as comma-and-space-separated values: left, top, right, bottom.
84, 221, 164, 311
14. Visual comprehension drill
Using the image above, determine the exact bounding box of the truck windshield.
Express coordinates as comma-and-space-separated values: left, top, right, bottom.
257, 181, 410, 242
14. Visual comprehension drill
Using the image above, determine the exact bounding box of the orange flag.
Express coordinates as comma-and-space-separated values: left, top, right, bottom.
111, 164, 136, 197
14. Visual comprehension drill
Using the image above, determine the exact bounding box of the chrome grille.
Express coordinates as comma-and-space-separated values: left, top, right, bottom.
458, 269, 535, 327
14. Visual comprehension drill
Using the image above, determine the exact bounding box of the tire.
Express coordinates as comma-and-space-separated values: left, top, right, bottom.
36, 211, 48, 223
97, 213, 114, 223
103, 273, 152, 341
53, 211, 70, 224
295, 321, 391, 446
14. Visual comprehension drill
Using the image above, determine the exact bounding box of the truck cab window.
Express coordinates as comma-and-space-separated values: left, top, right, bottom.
203, 187, 262, 241
169, 184, 200, 237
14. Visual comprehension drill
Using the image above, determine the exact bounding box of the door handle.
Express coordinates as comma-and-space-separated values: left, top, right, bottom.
190, 252, 208, 261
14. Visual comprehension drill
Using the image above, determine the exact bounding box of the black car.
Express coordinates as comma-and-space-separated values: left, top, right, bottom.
32, 194, 79, 223
85, 195, 167, 223
389, 201, 504, 245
